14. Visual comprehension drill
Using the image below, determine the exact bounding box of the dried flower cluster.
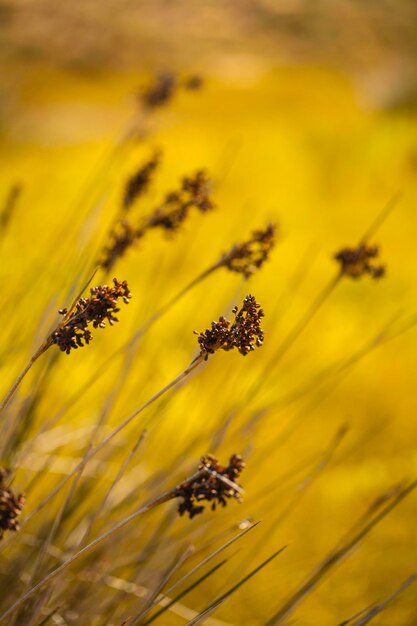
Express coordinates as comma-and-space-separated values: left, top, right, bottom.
220, 223, 277, 278
334, 244, 385, 279
140, 72, 203, 110
175, 454, 245, 519
51, 279, 132, 354
101, 171, 214, 271
0, 469, 25, 540
102, 221, 138, 273
123, 152, 161, 211
195, 295, 264, 359
147, 170, 214, 233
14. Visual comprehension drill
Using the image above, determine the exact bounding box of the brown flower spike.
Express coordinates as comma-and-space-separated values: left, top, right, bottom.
101, 170, 214, 271
140, 72, 204, 110
122, 152, 160, 211
334, 244, 385, 279
147, 170, 214, 233
195, 295, 264, 359
175, 454, 245, 519
0, 469, 25, 540
220, 223, 277, 279
101, 222, 138, 273
51, 279, 132, 354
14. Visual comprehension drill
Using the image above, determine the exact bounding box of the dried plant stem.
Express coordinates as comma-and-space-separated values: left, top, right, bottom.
0, 341, 51, 415
79, 430, 147, 546
343, 572, 417, 625
0, 268, 99, 416
127, 262, 221, 345
228, 195, 400, 414
185, 547, 286, 626
265, 479, 417, 625
18, 355, 205, 530
245, 273, 341, 403
0, 466, 223, 624
11, 450, 90, 626
359, 192, 402, 245
18, 262, 221, 456
265, 272, 341, 373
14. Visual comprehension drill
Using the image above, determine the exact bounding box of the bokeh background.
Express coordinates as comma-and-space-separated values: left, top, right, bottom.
1, 2, 417, 625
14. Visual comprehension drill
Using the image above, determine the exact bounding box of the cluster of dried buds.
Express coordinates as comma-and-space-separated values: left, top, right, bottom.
219, 223, 277, 279
334, 244, 385, 279
175, 454, 245, 519
0, 469, 25, 540
146, 170, 214, 233
102, 170, 214, 272
195, 295, 264, 359
123, 152, 161, 211
51, 279, 132, 354
140, 72, 203, 110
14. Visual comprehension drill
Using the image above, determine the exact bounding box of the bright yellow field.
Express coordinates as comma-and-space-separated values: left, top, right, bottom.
1, 63, 417, 625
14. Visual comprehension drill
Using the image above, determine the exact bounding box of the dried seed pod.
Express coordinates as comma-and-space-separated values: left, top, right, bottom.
175, 454, 245, 519
0, 469, 25, 540
195, 295, 264, 359
51, 279, 132, 354
140, 72, 177, 110
101, 221, 139, 273
146, 170, 214, 233
334, 244, 385, 279
122, 152, 161, 211
101, 169, 214, 270
139, 72, 204, 110
220, 223, 277, 278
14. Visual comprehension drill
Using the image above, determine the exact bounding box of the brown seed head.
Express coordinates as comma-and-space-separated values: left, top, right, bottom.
175, 454, 245, 519
220, 223, 277, 278
123, 152, 161, 211
140, 72, 176, 110
195, 294, 264, 359
101, 221, 139, 273
51, 279, 132, 354
0, 469, 25, 540
146, 170, 214, 233
183, 74, 204, 91
334, 244, 385, 279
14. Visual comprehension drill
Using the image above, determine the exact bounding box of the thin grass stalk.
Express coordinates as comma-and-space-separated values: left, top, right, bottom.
254, 311, 407, 463
15, 450, 91, 626
265, 479, 417, 625
142, 524, 262, 625
230, 194, 401, 415
163, 522, 260, 599
0, 342, 51, 415
340, 572, 417, 625
78, 430, 147, 546
14, 355, 203, 535
0, 466, 242, 623
129, 545, 194, 625
0, 269, 98, 416
184, 547, 287, 626
16, 262, 222, 460
141, 560, 230, 626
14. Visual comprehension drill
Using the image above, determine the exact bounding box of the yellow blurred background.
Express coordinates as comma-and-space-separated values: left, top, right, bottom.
1, 2, 417, 625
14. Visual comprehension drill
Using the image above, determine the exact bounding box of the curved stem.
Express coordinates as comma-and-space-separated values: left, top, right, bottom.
0, 469, 208, 624
18, 355, 205, 529
0, 342, 50, 415
125, 262, 220, 348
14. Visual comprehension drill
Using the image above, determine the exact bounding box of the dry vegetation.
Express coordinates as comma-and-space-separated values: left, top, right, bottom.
1, 7, 417, 623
